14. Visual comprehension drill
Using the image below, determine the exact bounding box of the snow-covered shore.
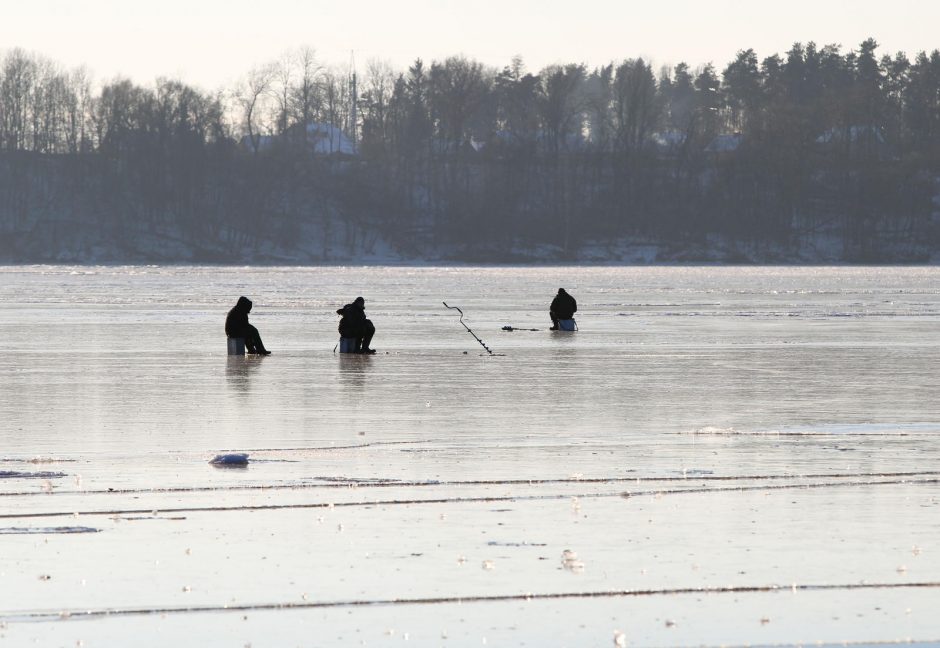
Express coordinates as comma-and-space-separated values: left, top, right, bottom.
2, 225, 936, 265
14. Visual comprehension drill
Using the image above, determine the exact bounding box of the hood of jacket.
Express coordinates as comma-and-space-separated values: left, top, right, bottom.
235, 296, 252, 313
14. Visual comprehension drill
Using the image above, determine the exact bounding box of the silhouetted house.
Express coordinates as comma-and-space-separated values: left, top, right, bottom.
296, 122, 357, 156
239, 123, 358, 157
704, 133, 743, 154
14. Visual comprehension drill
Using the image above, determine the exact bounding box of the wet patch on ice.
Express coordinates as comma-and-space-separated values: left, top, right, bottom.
688, 422, 940, 436
0, 526, 99, 535
673, 469, 715, 476
486, 540, 547, 547
0, 457, 76, 464
314, 476, 409, 484
0, 471, 67, 479
242, 458, 298, 463
687, 426, 740, 435
221, 440, 429, 453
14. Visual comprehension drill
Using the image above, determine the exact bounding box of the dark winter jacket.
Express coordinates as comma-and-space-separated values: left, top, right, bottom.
550, 290, 577, 320
225, 296, 253, 337
337, 300, 367, 336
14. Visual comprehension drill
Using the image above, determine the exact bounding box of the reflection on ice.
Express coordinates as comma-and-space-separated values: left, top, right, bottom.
224, 355, 264, 393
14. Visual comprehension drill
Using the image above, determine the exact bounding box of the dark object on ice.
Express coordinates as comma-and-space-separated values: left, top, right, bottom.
443, 302, 494, 355
0, 526, 100, 535
549, 288, 577, 331
336, 296, 376, 354
225, 296, 271, 355
209, 453, 249, 465
502, 325, 540, 332
0, 470, 67, 479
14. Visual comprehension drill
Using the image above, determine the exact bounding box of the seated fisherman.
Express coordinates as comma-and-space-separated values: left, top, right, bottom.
336, 296, 376, 354
549, 288, 577, 330
225, 296, 271, 355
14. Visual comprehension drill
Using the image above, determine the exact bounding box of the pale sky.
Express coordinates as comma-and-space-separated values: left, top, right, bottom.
0, 0, 934, 89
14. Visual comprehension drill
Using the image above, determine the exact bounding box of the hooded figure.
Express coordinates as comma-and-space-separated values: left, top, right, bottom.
549, 288, 577, 330
225, 296, 271, 355
336, 296, 376, 354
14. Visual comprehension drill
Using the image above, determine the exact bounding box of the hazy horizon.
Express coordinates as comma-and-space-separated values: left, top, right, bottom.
2, 0, 936, 88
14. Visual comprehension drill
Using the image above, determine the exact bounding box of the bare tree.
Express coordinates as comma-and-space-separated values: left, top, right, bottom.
64, 66, 92, 154
537, 64, 586, 156
291, 46, 323, 129
611, 58, 658, 152
359, 58, 396, 156
234, 64, 275, 154
320, 68, 351, 135
429, 56, 489, 151
271, 52, 295, 137
0, 49, 36, 151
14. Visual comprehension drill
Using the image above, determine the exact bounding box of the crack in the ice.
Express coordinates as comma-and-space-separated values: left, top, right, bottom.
1, 477, 936, 520
2, 470, 938, 498
3, 581, 939, 622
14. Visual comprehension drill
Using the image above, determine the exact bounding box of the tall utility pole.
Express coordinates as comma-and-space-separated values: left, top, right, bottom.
349, 51, 358, 153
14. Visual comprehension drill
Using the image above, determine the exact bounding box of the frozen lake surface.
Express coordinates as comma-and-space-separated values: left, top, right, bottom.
1, 265, 939, 647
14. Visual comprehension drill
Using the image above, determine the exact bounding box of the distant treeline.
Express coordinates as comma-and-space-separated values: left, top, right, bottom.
0, 40, 938, 262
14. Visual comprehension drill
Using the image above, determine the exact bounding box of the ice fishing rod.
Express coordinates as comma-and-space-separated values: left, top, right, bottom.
501, 325, 540, 332
443, 302, 494, 355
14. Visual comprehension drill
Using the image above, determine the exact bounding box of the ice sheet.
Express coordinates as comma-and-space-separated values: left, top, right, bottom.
0, 265, 938, 646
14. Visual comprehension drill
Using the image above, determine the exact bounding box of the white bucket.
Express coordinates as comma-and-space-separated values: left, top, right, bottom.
227, 337, 246, 355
